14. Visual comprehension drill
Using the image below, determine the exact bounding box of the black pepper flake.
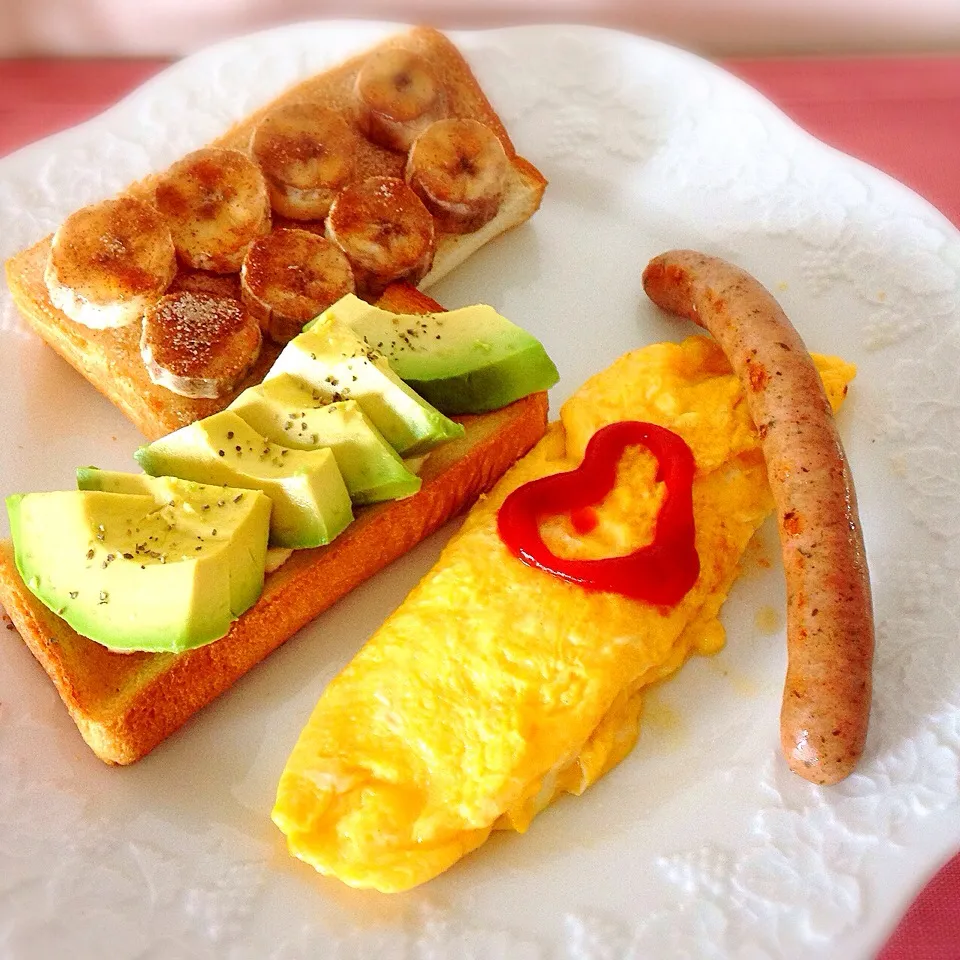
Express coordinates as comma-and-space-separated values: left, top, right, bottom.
233, 493, 244, 502
98, 591, 109, 605
86, 549, 95, 560
227, 431, 234, 439
218, 449, 225, 457
69, 591, 79, 599
123, 553, 134, 560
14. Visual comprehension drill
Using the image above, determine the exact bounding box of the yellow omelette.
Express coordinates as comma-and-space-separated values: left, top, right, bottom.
272, 335, 855, 892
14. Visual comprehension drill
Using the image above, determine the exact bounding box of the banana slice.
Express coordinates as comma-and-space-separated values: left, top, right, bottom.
44, 196, 177, 329
241, 228, 356, 344
154, 148, 271, 273
251, 103, 358, 221
141, 291, 262, 399
353, 47, 446, 152
405, 119, 510, 234
325, 176, 435, 300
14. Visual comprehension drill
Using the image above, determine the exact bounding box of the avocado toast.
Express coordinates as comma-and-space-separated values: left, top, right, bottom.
0, 284, 551, 764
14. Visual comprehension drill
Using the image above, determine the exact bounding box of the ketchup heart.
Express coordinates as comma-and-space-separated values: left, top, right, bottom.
496, 421, 700, 605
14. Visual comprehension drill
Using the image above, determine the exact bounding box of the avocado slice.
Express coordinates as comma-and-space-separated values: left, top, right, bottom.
228, 374, 421, 505
266, 315, 463, 457
77, 467, 237, 503
76, 467, 297, 576
134, 411, 353, 549
6, 485, 271, 653
309, 294, 559, 414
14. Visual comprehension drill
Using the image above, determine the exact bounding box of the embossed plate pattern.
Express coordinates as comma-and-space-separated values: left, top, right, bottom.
2, 22, 959, 960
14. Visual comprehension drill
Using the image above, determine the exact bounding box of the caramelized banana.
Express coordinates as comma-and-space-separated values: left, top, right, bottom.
44, 196, 177, 329
251, 103, 358, 220
241, 228, 356, 344
406, 118, 510, 233
353, 47, 446, 152
140, 291, 262, 399
154, 148, 271, 273
325, 176, 435, 299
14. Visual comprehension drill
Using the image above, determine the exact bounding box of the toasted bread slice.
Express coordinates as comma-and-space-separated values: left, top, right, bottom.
0, 284, 549, 765
4, 26, 547, 440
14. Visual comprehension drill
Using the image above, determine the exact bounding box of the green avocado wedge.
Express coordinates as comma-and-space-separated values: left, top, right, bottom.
134, 411, 353, 549
308, 294, 559, 414
265, 315, 463, 457
228, 375, 421, 505
6, 485, 271, 653
77, 467, 244, 504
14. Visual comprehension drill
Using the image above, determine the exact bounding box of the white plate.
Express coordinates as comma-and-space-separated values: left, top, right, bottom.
2, 22, 959, 960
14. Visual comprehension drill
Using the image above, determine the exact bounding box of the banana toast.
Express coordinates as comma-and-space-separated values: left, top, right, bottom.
4, 26, 547, 440
0, 283, 549, 765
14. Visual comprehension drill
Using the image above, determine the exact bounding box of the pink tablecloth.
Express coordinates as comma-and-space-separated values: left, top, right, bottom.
1, 51, 959, 959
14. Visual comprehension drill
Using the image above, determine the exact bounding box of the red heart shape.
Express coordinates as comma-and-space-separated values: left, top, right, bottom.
496, 421, 700, 605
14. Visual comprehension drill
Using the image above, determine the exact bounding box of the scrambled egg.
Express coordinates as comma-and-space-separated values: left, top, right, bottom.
272, 336, 855, 892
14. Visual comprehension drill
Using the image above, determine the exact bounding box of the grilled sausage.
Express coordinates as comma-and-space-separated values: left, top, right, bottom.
642, 249, 873, 785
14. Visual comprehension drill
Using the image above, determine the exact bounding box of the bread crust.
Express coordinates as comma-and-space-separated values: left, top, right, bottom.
4, 26, 547, 439
0, 282, 549, 764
